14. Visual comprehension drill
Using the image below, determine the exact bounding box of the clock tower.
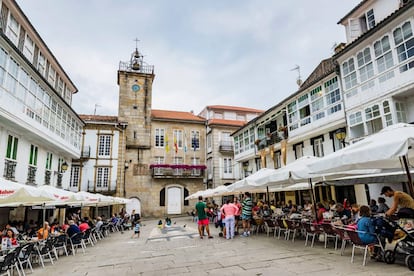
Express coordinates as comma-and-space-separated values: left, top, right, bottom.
117, 44, 155, 202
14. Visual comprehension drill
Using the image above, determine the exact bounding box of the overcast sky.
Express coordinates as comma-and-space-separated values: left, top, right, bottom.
17, 0, 361, 116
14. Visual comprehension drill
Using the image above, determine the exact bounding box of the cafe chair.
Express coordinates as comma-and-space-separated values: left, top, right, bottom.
35, 239, 56, 268
345, 229, 382, 266
52, 235, 69, 258
0, 249, 21, 276
276, 218, 290, 240
302, 222, 322, 247
263, 220, 277, 237
82, 229, 94, 247
18, 243, 35, 276
69, 232, 86, 256
320, 223, 339, 249
333, 226, 350, 256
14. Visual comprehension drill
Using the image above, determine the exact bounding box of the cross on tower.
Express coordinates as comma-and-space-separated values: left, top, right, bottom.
134, 38, 140, 49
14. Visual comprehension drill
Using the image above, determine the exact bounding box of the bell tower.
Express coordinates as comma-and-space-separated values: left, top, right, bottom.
117, 41, 155, 202
117, 42, 155, 149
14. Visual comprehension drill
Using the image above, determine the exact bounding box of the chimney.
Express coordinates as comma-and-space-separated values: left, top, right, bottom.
334, 42, 346, 54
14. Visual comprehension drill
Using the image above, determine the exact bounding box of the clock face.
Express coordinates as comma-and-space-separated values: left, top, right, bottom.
131, 84, 140, 92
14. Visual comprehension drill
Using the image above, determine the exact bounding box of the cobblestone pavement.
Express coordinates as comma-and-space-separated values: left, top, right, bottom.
30, 217, 412, 276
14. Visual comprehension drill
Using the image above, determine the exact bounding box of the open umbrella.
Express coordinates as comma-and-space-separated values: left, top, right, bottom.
308, 123, 414, 195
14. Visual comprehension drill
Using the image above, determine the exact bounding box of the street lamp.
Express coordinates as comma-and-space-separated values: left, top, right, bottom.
60, 161, 68, 173
335, 128, 348, 147
123, 161, 130, 197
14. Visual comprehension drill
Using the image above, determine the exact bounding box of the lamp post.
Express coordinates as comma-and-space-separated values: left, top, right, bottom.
60, 161, 68, 173
335, 128, 347, 148
123, 161, 129, 198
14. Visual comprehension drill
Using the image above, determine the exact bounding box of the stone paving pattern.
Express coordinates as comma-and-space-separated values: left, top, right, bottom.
31, 217, 412, 275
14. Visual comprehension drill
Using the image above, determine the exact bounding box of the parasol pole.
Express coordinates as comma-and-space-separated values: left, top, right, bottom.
308, 178, 317, 221
401, 155, 414, 197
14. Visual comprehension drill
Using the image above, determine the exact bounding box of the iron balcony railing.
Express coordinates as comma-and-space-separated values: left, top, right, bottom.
3, 159, 17, 180
119, 61, 154, 74
87, 180, 117, 193
219, 140, 234, 152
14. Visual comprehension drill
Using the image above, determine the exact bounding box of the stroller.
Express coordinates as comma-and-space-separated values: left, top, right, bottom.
374, 216, 414, 271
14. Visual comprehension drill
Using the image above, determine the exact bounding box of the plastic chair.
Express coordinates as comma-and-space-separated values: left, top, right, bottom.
302, 222, 322, 247
333, 226, 350, 255
0, 249, 20, 276
35, 239, 56, 268
320, 223, 339, 249
69, 232, 86, 256
264, 220, 277, 237
285, 220, 301, 242
276, 218, 290, 240
345, 229, 381, 266
52, 234, 69, 258
18, 243, 35, 276
82, 229, 94, 247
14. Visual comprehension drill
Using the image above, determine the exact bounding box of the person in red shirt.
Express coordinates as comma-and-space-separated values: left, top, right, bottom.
79, 218, 90, 233
233, 197, 242, 234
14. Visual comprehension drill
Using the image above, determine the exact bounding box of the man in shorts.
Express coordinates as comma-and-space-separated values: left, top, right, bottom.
241, 192, 253, 237
195, 196, 213, 239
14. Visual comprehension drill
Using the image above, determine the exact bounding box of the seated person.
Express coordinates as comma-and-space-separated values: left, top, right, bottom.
95, 217, 103, 231
262, 204, 271, 219
79, 218, 90, 232
316, 202, 326, 224
357, 206, 377, 244
377, 197, 389, 213
3, 229, 19, 248
333, 203, 351, 223
66, 220, 81, 237
37, 222, 50, 240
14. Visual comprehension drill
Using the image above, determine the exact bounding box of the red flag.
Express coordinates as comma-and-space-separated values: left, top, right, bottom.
174, 138, 178, 153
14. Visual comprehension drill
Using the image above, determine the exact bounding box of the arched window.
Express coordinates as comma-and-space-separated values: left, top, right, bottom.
184, 188, 189, 206
160, 188, 165, 206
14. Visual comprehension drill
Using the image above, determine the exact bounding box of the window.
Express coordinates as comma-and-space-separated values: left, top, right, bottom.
37, 53, 46, 76
5, 58, 18, 95
70, 166, 80, 187
154, 156, 164, 175
383, 101, 393, 126
191, 130, 200, 150
366, 9, 375, 30
223, 157, 233, 177
395, 102, 407, 123
45, 152, 53, 170
48, 66, 56, 87
0, 48, 8, 86
374, 36, 394, 73
6, 135, 18, 160
6, 14, 19, 45
394, 21, 414, 73
325, 77, 341, 106
173, 157, 183, 175
243, 130, 249, 151
234, 136, 239, 154
96, 167, 109, 188
357, 48, 374, 82
155, 128, 165, 147
343, 58, 357, 89
173, 129, 183, 149
29, 145, 38, 166
207, 133, 212, 151
273, 150, 281, 169
365, 104, 383, 134
365, 104, 380, 121
293, 143, 303, 159
23, 35, 35, 62
249, 128, 255, 149
98, 135, 111, 156
191, 157, 200, 175
312, 138, 324, 157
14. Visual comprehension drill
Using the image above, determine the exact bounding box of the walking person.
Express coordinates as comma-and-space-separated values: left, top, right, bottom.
241, 192, 253, 237
195, 196, 213, 239
131, 220, 141, 238
220, 199, 239, 240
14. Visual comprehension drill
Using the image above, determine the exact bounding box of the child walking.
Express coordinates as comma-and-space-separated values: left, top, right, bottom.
131, 220, 141, 238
